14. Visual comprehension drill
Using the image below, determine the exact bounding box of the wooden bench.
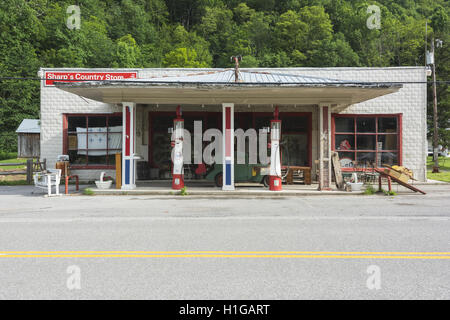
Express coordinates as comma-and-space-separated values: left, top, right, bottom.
283, 166, 312, 185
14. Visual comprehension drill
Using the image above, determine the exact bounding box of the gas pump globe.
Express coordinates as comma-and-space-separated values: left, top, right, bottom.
269, 107, 282, 191
172, 106, 184, 190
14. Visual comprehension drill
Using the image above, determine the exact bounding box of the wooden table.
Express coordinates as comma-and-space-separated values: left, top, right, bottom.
283, 166, 312, 185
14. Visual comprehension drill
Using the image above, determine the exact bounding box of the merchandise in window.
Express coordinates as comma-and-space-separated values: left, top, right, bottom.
333, 115, 401, 169
65, 114, 122, 167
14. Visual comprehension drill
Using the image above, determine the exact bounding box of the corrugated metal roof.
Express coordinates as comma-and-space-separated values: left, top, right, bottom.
132, 69, 348, 84
16, 119, 40, 133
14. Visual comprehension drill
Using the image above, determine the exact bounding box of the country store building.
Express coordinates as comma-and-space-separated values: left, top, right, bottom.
38, 67, 428, 190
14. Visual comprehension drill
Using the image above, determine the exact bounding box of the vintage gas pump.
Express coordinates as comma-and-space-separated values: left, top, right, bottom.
172, 106, 184, 190
269, 106, 282, 191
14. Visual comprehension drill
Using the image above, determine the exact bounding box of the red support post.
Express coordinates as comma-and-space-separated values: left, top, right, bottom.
65, 175, 79, 195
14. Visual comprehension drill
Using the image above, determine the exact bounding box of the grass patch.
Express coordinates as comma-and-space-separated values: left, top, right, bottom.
0, 158, 27, 170
427, 156, 450, 182
427, 156, 450, 171
0, 180, 29, 186
180, 186, 188, 196
383, 189, 397, 196
363, 184, 376, 195
427, 171, 450, 183
83, 188, 94, 196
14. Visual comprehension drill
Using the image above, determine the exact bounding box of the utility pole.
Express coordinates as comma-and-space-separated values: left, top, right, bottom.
431, 38, 440, 173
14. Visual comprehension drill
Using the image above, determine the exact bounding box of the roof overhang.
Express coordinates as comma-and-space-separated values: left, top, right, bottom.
55, 81, 402, 106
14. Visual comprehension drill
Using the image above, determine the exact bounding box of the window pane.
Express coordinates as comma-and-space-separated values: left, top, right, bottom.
381, 152, 398, 166
206, 113, 219, 129
68, 116, 86, 132
254, 115, 272, 130
88, 116, 106, 128
107, 117, 122, 165
68, 150, 87, 165
68, 117, 87, 165
88, 155, 107, 165
338, 152, 355, 168
281, 134, 308, 166
378, 135, 398, 150
234, 113, 252, 130
378, 117, 397, 133
357, 135, 376, 150
108, 116, 122, 127
356, 152, 376, 164
152, 132, 171, 168
335, 117, 354, 132
184, 116, 203, 133
281, 116, 308, 132
357, 118, 375, 133
152, 116, 172, 132
86, 117, 108, 165
335, 134, 354, 150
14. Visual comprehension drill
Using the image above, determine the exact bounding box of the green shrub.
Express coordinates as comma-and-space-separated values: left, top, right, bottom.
83, 188, 94, 196
363, 185, 376, 195
0, 180, 29, 186
180, 186, 188, 196
0, 151, 17, 161
383, 190, 397, 196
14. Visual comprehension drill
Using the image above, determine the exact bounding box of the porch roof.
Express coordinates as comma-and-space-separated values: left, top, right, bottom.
55, 69, 402, 106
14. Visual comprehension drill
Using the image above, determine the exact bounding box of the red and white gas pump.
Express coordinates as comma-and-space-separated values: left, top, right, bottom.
269, 107, 282, 191
172, 106, 184, 190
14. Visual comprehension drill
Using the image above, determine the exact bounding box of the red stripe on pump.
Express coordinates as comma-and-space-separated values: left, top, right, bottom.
125, 107, 130, 156
225, 107, 231, 157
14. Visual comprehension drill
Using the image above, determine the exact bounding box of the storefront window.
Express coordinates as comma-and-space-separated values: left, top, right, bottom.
280, 114, 310, 167
333, 115, 401, 168
65, 114, 122, 167
149, 112, 312, 169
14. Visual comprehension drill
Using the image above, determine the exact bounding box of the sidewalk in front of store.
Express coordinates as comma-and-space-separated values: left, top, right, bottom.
88, 179, 448, 197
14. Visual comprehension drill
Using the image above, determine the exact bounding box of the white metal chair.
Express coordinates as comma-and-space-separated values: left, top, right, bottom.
33, 169, 62, 196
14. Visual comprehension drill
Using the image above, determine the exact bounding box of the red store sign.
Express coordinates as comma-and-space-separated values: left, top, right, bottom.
44, 71, 138, 86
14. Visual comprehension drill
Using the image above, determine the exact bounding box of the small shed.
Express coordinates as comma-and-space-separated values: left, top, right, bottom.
16, 119, 40, 158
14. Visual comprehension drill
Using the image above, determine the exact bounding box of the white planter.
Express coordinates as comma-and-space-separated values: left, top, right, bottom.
348, 182, 364, 192
95, 180, 112, 189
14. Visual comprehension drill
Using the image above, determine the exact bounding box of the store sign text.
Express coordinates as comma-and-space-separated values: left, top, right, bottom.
44, 72, 137, 86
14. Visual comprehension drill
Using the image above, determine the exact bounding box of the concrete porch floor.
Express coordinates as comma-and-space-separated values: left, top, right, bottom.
88, 179, 444, 197
91, 179, 356, 196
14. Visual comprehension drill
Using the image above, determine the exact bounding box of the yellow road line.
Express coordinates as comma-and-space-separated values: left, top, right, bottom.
1, 251, 450, 255
0, 253, 449, 259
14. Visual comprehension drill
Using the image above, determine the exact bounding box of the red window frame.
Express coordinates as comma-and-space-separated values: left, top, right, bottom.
148, 111, 312, 168
331, 113, 403, 171
63, 113, 122, 169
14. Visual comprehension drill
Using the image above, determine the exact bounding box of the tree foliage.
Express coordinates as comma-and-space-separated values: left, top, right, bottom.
0, 0, 448, 151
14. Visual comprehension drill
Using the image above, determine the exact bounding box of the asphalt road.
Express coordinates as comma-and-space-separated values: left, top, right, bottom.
0, 185, 449, 299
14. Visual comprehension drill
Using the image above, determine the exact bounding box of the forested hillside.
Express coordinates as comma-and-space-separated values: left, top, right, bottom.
0, 0, 448, 152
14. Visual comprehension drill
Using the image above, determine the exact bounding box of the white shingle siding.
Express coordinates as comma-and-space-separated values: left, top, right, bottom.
40, 67, 427, 182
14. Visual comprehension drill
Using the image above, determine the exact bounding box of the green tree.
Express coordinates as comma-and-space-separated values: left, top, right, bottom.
0, 0, 42, 152
112, 34, 142, 68
163, 47, 209, 68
